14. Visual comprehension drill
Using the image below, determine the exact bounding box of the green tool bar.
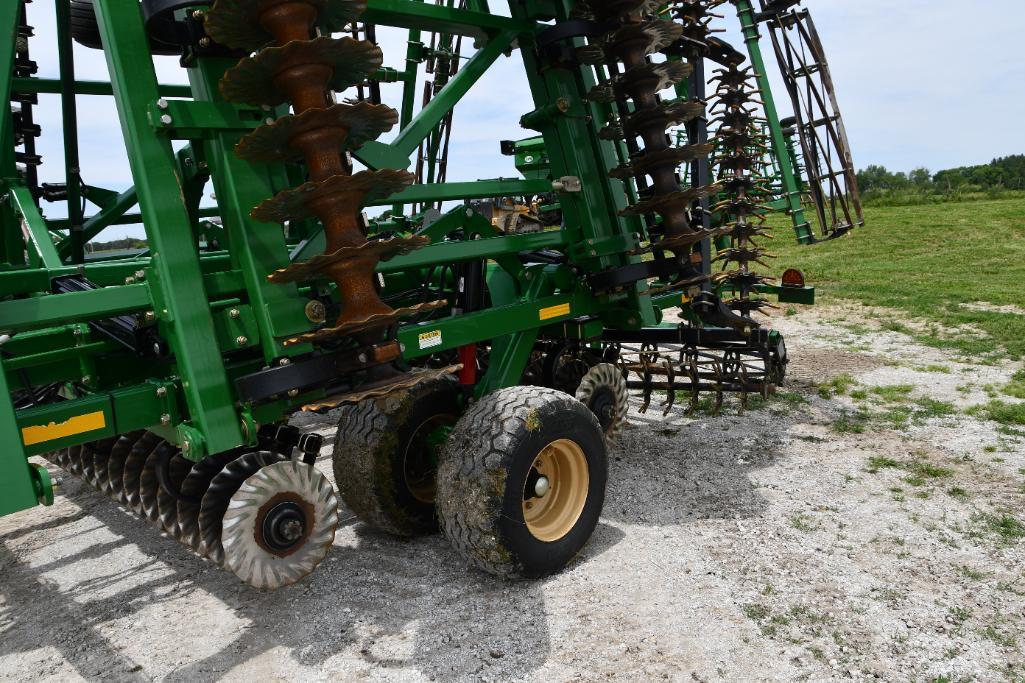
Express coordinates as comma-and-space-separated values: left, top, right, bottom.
0, 282, 149, 329
399, 291, 592, 360
368, 178, 554, 206
379, 229, 565, 273
362, 0, 535, 38
0, 254, 235, 297
11, 77, 192, 98
15, 381, 179, 457
47, 205, 220, 231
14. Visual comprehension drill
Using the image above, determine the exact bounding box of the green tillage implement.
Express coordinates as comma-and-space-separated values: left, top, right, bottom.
1, 0, 818, 586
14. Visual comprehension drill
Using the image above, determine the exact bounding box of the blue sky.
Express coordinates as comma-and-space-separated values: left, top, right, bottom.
21, 0, 1025, 239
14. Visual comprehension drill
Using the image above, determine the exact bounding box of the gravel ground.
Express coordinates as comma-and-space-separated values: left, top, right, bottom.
1, 303, 1024, 682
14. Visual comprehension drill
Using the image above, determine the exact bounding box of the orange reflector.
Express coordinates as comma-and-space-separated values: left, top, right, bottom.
781, 268, 805, 287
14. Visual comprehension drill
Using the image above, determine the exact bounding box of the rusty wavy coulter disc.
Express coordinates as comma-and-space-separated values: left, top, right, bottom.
282, 300, 449, 347
267, 236, 430, 284
587, 62, 691, 103
251, 169, 414, 224
619, 184, 721, 217
609, 143, 715, 180
205, 0, 368, 51
652, 226, 732, 252
607, 20, 684, 56
236, 102, 398, 164
302, 364, 463, 411
220, 37, 383, 107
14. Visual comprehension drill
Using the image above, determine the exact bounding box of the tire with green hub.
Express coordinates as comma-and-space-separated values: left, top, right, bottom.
332, 376, 460, 536
436, 386, 607, 578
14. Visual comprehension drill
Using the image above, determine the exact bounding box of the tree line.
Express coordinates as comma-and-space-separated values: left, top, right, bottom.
855, 155, 1025, 205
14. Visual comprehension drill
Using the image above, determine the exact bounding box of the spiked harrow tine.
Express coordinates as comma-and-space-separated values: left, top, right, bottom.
709, 49, 777, 328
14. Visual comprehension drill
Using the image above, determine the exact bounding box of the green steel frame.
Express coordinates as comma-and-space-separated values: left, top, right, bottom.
0, 0, 812, 517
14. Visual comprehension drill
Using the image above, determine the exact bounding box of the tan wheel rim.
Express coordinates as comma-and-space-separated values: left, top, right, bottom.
522, 438, 589, 542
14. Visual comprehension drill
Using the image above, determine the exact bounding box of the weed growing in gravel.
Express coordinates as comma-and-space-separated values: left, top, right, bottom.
871, 384, 915, 402
833, 409, 870, 433
817, 373, 857, 399
996, 580, 1025, 596
947, 606, 972, 625
956, 565, 989, 581
776, 391, 809, 407
1003, 369, 1025, 399
916, 364, 952, 374
867, 456, 901, 472
789, 512, 816, 532
881, 398, 958, 429
866, 456, 953, 496
971, 400, 1025, 426
969, 513, 1025, 545
743, 603, 770, 621
980, 624, 1017, 648
947, 487, 970, 500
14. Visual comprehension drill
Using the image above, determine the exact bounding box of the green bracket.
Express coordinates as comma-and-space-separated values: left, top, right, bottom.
356, 28, 519, 170
149, 99, 265, 138
0, 356, 50, 516
9, 185, 63, 269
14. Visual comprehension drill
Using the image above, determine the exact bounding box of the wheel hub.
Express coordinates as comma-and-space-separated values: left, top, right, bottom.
522, 439, 589, 542
261, 501, 308, 552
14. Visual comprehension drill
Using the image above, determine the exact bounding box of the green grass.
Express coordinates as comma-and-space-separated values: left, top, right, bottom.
971, 401, 1025, 426
971, 513, 1025, 545
1003, 369, 1025, 399
870, 384, 915, 401
773, 199, 1025, 360
866, 456, 953, 486
816, 373, 857, 399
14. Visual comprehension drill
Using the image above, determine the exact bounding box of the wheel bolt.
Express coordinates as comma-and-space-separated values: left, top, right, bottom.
280, 518, 303, 542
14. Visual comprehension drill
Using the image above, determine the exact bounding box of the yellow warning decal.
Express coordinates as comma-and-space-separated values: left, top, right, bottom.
418, 329, 442, 350
21, 411, 106, 446
539, 303, 571, 321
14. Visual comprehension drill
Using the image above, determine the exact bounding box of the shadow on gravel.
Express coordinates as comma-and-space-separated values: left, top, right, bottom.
602, 406, 791, 525
0, 468, 624, 680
